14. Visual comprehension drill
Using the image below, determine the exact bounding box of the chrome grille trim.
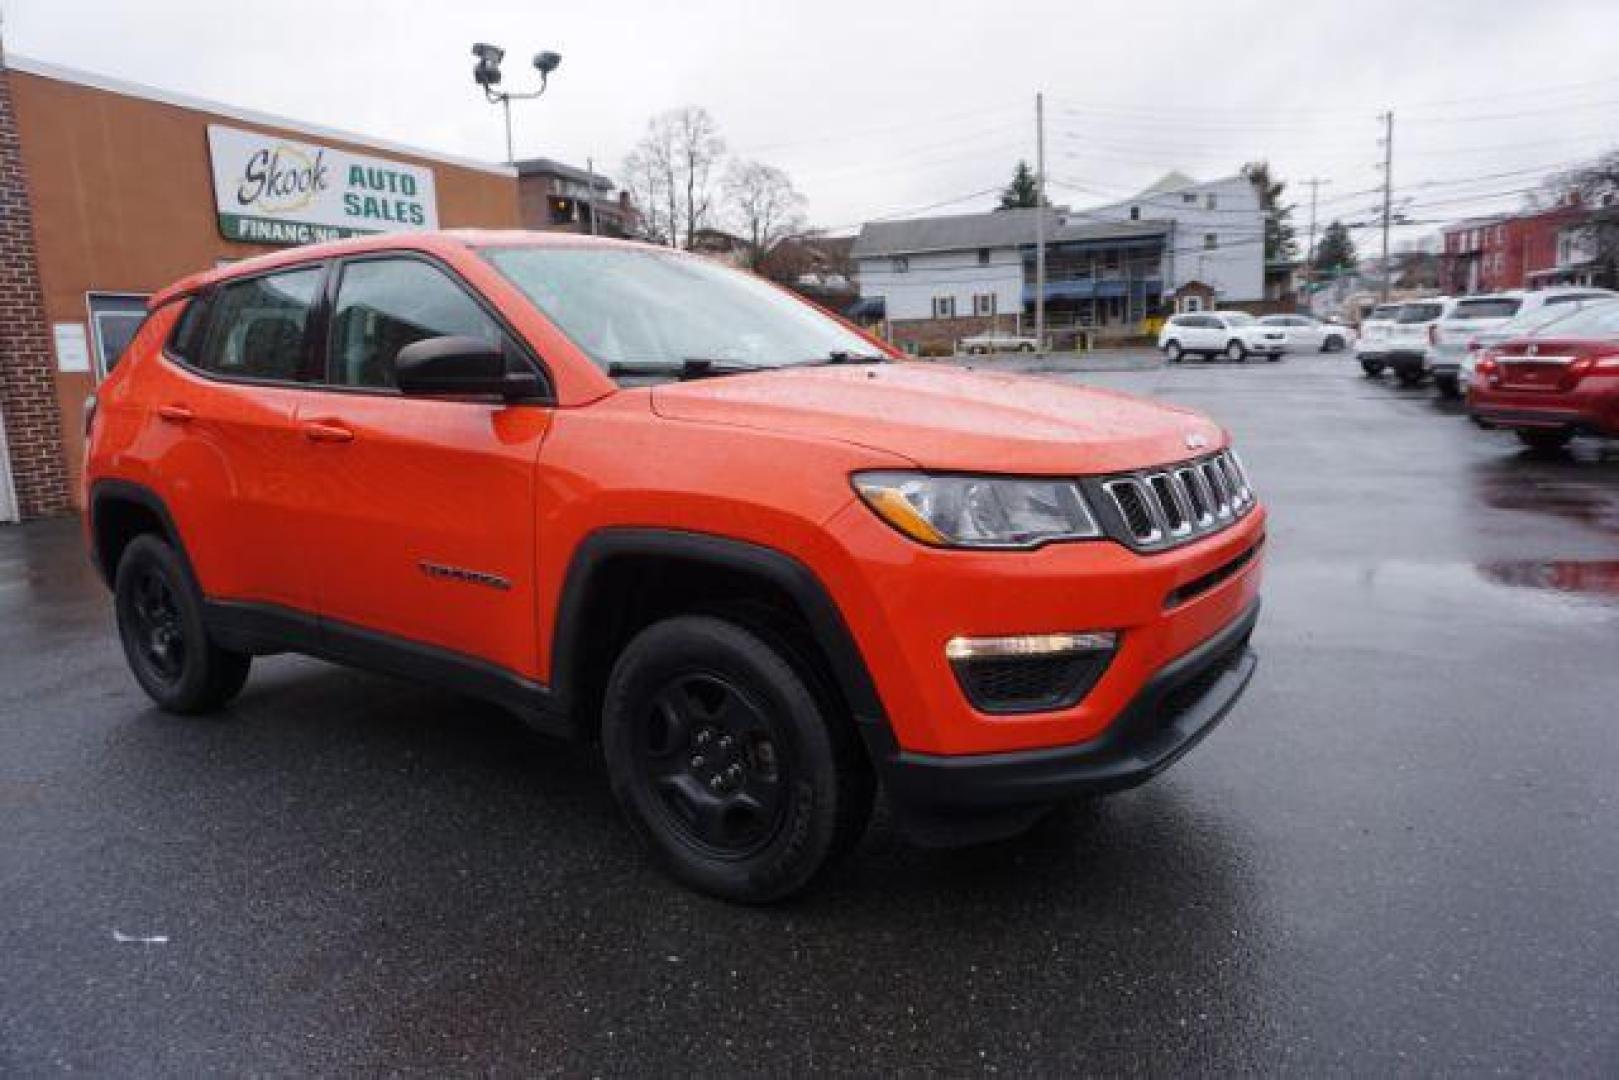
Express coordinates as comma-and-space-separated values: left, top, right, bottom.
1097, 450, 1257, 552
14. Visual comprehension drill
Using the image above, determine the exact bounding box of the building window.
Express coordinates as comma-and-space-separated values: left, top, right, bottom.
1129, 205, 1140, 220
1180, 295, 1203, 313
977, 248, 991, 266
1204, 233, 1218, 250
892, 256, 909, 273
973, 293, 996, 317
1205, 193, 1217, 210
1182, 193, 1197, 204
932, 296, 956, 319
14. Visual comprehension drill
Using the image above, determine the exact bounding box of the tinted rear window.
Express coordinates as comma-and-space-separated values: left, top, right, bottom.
1450, 298, 1520, 319
1368, 305, 1399, 320
1396, 303, 1444, 323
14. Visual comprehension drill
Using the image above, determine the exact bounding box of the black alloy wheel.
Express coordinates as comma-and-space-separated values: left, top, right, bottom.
114, 535, 251, 714
602, 614, 873, 903
638, 672, 788, 858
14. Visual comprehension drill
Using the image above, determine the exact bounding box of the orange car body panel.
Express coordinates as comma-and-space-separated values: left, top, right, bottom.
88, 231, 1265, 760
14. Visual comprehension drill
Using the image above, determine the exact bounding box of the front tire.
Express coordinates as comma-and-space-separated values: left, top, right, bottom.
602, 615, 873, 904
1226, 340, 1247, 362
1324, 335, 1346, 353
1433, 372, 1460, 398
1164, 340, 1183, 363
114, 535, 250, 714
1361, 359, 1385, 377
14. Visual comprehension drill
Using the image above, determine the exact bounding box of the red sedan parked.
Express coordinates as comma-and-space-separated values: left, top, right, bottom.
1468, 300, 1619, 451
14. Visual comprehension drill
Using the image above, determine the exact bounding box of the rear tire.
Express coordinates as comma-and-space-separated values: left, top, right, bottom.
601, 614, 873, 904
1361, 360, 1385, 377
1433, 372, 1460, 398
1515, 428, 1574, 452
1396, 368, 1425, 387
1324, 335, 1346, 353
114, 535, 250, 714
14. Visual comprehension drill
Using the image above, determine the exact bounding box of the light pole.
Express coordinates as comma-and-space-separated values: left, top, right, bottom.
472, 44, 561, 163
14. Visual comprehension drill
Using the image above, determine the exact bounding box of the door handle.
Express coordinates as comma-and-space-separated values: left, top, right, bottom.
156, 404, 194, 423
302, 420, 355, 444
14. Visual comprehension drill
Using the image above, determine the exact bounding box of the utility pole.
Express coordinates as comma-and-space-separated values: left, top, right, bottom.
1303, 177, 1329, 289
1378, 110, 1394, 301
1035, 91, 1047, 353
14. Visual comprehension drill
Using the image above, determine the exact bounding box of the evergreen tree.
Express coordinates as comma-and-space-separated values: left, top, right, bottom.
1240, 160, 1298, 263
1315, 219, 1358, 273
999, 160, 1044, 209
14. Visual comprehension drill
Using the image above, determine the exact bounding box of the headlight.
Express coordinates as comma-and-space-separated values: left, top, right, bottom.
852, 472, 1100, 548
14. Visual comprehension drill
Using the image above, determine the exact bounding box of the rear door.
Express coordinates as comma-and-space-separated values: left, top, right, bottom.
296, 253, 552, 679
146, 266, 326, 611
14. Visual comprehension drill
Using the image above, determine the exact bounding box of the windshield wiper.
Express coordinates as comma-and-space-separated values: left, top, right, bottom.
810, 351, 887, 365
607, 358, 764, 381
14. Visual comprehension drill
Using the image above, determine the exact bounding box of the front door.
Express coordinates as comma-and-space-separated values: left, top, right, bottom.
298, 255, 551, 679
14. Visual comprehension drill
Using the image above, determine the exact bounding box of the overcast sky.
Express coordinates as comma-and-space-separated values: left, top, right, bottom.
5, 0, 1617, 251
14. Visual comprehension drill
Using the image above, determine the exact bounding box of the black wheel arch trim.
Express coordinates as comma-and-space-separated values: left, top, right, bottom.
88, 479, 194, 588
549, 528, 887, 729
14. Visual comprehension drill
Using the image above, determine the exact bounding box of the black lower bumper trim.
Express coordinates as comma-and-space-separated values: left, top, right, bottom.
871, 598, 1261, 809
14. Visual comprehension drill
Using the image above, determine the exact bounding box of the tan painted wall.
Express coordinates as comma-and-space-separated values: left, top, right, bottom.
6, 68, 520, 503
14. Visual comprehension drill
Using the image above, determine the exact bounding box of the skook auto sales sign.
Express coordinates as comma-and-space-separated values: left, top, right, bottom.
207, 125, 439, 245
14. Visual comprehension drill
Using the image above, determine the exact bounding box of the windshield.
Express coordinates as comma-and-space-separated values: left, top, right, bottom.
483, 245, 884, 378
1449, 298, 1521, 320
1523, 299, 1619, 339
1396, 302, 1444, 323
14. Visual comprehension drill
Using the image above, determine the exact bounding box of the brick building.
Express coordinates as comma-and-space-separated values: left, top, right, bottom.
1440, 202, 1589, 295
514, 157, 638, 237
0, 46, 521, 522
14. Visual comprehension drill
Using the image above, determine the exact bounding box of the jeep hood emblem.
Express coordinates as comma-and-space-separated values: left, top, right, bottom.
1185, 432, 1209, 450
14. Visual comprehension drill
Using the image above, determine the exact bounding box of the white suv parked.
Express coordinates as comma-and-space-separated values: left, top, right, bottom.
1158, 311, 1286, 362
1432, 287, 1615, 396
1355, 303, 1402, 376
1384, 298, 1455, 385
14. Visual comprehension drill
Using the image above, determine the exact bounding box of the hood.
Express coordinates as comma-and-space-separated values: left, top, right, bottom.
650, 363, 1224, 474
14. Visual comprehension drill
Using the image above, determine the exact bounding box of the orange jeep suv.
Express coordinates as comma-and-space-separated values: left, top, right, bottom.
84, 232, 1265, 902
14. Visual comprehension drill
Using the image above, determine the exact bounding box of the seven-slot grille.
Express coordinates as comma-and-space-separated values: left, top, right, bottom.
1100, 450, 1255, 550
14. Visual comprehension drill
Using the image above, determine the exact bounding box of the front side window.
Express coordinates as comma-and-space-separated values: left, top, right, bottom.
484, 246, 884, 379
329, 259, 506, 388
195, 267, 322, 382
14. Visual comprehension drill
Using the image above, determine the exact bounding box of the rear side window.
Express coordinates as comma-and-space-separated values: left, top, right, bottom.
195, 268, 323, 382
1544, 292, 1609, 306
329, 258, 507, 389
1450, 298, 1521, 319
1369, 305, 1399, 320
168, 294, 213, 363
1396, 303, 1444, 323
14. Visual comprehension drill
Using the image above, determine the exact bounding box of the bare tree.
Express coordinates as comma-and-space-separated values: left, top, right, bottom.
723, 160, 806, 269
1545, 151, 1619, 283
620, 106, 726, 249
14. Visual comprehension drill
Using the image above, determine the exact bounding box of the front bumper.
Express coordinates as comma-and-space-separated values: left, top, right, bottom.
869, 598, 1260, 808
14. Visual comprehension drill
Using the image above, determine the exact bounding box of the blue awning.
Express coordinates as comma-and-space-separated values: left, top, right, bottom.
1021, 278, 1161, 303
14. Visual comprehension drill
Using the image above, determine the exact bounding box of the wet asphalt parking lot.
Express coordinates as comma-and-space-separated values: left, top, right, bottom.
3, 350, 1617, 1074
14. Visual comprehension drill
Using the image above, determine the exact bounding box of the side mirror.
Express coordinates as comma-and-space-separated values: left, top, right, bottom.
393, 336, 541, 400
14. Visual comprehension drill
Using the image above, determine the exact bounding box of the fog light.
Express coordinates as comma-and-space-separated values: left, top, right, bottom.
945, 631, 1117, 661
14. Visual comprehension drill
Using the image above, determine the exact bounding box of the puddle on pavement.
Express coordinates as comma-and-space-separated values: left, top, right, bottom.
1475, 560, 1619, 600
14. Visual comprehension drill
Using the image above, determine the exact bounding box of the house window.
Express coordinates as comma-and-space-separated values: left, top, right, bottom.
1180, 295, 1203, 313
1205, 193, 1217, 210
892, 256, 909, 273
1204, 233, 1218, 250
973, 293, 996, 317
932, 296, 956, 319
1129, 205, 1140, 220
977, 248, 991, 266
1182, 193, 1197, 204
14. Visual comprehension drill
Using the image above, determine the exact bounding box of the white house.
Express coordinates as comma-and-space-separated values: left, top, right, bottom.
851, 172, 1264, 339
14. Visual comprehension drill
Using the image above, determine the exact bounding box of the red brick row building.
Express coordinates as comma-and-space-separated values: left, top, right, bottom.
1439, 201, 1607, 295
